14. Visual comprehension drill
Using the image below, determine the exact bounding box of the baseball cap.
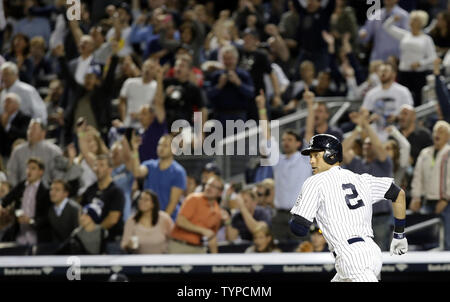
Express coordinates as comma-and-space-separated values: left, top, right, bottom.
83, 200, 104, 224
86, 64, 103, 79
242, 27, 260, 40
203, 162, 221, 175
117, 2, 131, 16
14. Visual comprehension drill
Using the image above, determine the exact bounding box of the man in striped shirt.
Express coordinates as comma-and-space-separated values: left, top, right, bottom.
289, 134, 407, 282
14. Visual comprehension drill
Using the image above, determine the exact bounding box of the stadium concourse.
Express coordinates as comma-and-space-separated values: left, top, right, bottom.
0, 0, 449, 283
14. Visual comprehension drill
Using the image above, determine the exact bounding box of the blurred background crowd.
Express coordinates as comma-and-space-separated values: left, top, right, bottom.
0, 0, 449, 256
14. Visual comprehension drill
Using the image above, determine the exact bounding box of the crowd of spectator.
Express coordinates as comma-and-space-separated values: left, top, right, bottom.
0, 0, 449, 256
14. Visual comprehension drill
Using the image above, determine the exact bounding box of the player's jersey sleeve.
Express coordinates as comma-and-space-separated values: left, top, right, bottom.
290, 176, 321, 222
361, 173, 394, 204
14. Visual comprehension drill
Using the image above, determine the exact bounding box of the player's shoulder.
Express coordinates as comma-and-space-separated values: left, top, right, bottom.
359, 172, 375, 182
305, 167, 339, 185
330, 166, 369, 184
302, 173, 323, 187
359, 172, 393, 185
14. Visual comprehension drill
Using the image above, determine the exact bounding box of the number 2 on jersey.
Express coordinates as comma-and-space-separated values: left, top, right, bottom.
342, 183, 365, 210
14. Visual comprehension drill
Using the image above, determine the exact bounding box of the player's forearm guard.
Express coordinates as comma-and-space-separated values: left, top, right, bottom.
394, 218, 405, 234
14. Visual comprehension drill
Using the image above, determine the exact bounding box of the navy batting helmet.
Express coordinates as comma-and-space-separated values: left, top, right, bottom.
301, 134, 343, 165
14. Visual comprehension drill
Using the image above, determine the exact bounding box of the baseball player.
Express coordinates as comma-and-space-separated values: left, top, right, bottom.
289, 134, 408, 282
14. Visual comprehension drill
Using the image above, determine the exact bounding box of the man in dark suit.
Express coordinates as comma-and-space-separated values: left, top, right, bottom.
0, 157, 52, 246
0, 92, 31, 157
48, 179, 80, 246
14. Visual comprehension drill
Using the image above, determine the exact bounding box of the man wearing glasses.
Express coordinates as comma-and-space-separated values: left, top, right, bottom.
168, 176, 225, 254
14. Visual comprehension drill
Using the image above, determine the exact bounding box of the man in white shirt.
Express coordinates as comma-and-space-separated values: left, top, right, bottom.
119, 58, 158, 128
256, 91, 312, 241
0, 62, 47, 122
72, 35, 95, 86
360, 63, 414, 142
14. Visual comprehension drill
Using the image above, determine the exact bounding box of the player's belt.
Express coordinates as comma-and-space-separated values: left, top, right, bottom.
347, 237, 364, 245
332, 237, 365, 257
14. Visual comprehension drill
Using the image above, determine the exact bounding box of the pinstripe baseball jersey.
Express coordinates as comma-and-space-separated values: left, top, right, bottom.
290, 166, 394, 253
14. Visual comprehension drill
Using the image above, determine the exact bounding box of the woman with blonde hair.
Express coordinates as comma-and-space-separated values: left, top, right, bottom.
245, 222, 281, 253
75, 121, 109, 196
383, 10, 437, 106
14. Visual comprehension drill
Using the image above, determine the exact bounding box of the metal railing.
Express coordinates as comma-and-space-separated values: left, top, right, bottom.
405, 217, 444, 251
176, 96, 439, 181
212, 98, 363, 180
415, 100, 437, 120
